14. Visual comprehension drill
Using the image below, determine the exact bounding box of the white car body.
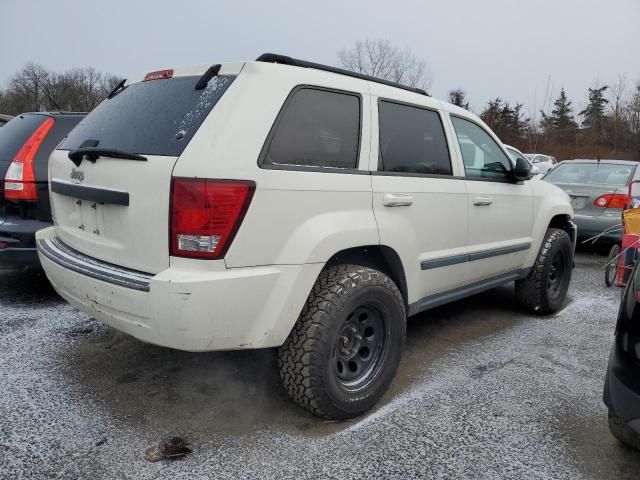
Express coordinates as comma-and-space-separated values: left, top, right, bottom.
37, 59, 575, 352
526, 154, 558, 174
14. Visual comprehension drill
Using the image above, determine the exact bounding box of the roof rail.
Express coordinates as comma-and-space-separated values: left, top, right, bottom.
255, 53, 429, 97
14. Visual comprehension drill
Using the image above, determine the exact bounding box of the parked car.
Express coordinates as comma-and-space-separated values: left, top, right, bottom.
542, 159, 637, 245
505, 145, 541, 176
0, 114, 13, 127
525, 153, 557, 174
0, 112, 85, 268
604, 262, 640, 451
36, 54, 576, 420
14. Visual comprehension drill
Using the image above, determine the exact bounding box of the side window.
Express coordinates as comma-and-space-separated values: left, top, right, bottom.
378, 101, 452, 175
263, 88, 360, 169
450, 116, 513, 180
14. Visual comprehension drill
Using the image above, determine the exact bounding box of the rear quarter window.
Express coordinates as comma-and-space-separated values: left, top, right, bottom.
261, 87, 361, 170
59, 75, 236, 157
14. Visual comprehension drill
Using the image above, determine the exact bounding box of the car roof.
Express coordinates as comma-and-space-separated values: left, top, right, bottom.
563, 159, 638, 165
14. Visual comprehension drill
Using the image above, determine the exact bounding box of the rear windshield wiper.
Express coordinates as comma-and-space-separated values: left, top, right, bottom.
68, 147, 147, 167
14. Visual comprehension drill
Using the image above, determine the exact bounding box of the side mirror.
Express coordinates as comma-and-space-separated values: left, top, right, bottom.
513, 157, 532, 181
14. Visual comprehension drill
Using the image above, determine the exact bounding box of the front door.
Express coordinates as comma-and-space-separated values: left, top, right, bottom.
448, 115, 534, 284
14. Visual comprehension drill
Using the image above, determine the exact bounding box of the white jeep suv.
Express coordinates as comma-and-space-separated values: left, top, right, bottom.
37, 54, 576, 420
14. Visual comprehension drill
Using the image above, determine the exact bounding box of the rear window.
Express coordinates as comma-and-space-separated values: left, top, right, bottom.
544, 163, 635, 186
0, 114, 47, 162
59, 75, 236, 157
378, 101, 452, 175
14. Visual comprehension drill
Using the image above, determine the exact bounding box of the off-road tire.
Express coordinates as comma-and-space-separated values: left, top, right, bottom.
605, 243, 621, 287
516, 228, 573, 315
609, 409, 640, 451
278, 264, 406, 420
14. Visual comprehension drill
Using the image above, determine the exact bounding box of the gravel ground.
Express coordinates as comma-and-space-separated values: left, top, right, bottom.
1, 252, 639, 479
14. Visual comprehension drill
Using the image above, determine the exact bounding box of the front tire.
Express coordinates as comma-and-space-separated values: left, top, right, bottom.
516, 228, 573, 315
278, 264, 406, 420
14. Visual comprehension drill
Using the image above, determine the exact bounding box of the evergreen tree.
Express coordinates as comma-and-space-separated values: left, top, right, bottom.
448, 89, 469, 109
579, 85, 609, 143
540, 88, 578, 144
480, 98, 530, 147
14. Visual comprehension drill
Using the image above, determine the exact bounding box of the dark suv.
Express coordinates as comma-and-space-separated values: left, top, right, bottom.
604, 262, 640, 450
0, 112, 85, 267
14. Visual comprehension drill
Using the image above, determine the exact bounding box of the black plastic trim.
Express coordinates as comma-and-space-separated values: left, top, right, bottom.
421, 254, 468, 270
421, 243, 531, 271
408, 269, 529, 316
51, 180, 129, 206
467, 242, 532, 262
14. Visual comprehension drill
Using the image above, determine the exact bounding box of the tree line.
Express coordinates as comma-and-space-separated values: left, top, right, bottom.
338, 39, 640, 160
0, 62, 120, 114
2, 43, 639, 161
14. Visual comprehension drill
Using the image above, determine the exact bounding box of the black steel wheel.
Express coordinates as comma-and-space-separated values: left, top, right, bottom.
333, 303, 389, 391
279, 264, 406, 420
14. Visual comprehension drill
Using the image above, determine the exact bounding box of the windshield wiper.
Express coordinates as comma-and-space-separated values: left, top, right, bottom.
68, 147, 147, 167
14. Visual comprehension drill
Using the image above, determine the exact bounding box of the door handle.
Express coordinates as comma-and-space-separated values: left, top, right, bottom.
472, 196, 493, 206
383, 193, 414, 207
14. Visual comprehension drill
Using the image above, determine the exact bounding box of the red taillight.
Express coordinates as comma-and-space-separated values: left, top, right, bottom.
594, 194, 629, 209
144, 69, 174, 81
4, 117, 55, 201
170, 178, 255, 259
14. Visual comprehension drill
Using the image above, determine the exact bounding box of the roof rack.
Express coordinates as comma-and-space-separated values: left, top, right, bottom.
256, 53, 429, 97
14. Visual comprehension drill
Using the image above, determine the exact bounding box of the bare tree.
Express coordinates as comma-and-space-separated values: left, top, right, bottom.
608, 74, 627, 151
337, 39, 432, 91
0, 63, 121, 114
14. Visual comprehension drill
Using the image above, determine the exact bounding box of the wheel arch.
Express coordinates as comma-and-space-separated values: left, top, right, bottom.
325, 245, 409, 308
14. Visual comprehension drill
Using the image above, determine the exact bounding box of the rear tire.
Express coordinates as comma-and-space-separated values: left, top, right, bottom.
605, 243, 621, 287
278, 264, 406, 420
609, 409, 640, 451
516, 228, 573, 315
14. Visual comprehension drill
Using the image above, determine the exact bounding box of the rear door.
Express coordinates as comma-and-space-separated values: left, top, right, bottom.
371, 94, 468, 303
49, 67, 240, 274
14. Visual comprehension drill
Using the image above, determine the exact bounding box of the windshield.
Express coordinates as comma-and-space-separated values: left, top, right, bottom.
59, 75, 236, 157
544, 162, 635, 186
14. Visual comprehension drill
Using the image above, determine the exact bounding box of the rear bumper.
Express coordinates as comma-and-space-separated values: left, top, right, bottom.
573, 213, 621, 243
604, 346, 640, 435
0, 216, 52, 267
36, 227, 322, 352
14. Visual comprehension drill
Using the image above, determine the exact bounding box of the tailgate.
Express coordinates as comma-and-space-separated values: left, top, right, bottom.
48, 66, 240, 274
49, 150, 177, 273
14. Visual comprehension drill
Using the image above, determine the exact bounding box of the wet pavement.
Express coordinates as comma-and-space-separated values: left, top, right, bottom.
1, 252, 639, 479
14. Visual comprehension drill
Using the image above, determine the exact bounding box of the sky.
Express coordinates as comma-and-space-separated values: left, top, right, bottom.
1, 0, 639, 119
